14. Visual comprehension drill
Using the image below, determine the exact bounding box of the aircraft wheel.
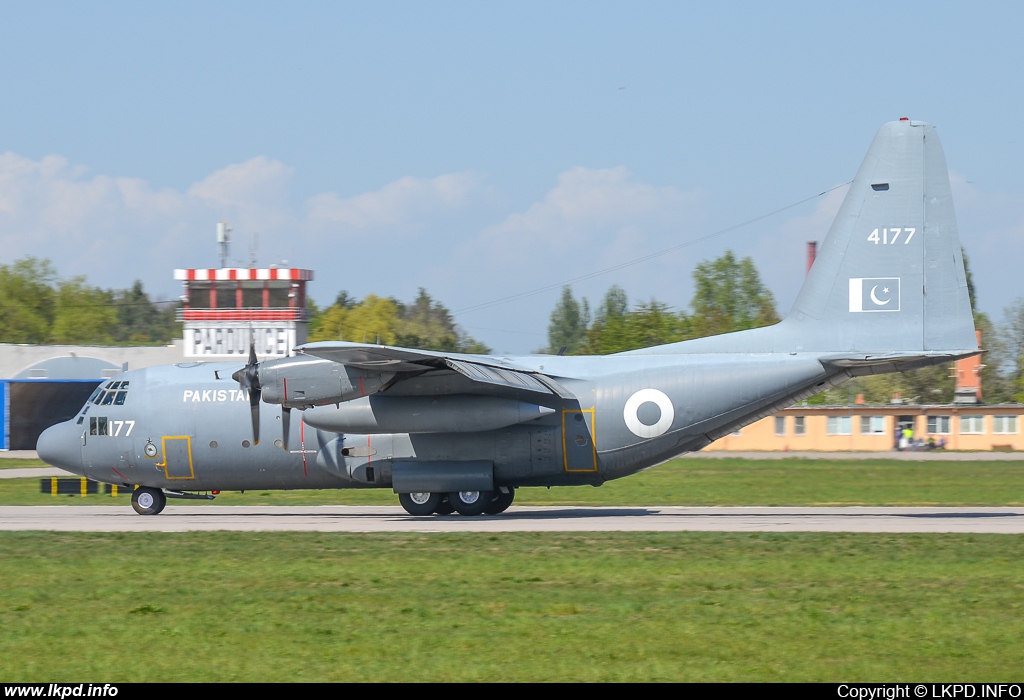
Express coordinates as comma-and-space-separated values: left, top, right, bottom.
448, 490, 493, 516
398, 491, 443, 516
434, 496, 455, 515
483, 487, 515, 515
131, 487, 166, 516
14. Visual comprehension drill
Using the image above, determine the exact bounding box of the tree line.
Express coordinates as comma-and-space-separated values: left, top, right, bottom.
0, 258, 178, 345
546, 250, 779, 355
7, 250, 1024, 405
0, 257, 489, 353
307, 288, 489, 353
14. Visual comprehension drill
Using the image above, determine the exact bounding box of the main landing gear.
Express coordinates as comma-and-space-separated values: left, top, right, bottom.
397, 487, 515, 516
131, 487, 167, 515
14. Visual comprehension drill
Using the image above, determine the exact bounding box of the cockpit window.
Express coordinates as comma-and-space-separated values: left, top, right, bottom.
91, 380, 130, 407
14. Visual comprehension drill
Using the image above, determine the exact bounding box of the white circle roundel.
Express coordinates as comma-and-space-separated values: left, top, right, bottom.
623, 389, 675, 438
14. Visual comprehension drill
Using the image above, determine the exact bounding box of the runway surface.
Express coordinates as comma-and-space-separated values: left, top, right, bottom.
2, 505, 1023, 533
0, 467, 68, 479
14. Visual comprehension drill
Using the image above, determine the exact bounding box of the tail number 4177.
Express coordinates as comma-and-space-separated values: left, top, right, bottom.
868, 227, 915, 245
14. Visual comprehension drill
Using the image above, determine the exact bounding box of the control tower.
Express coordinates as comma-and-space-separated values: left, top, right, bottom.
174, 266, 313, 359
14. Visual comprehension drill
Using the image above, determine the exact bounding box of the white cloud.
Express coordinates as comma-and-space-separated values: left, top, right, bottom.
306, 172, 482, 230
417, 167, 708, 345
0, 153, 197, 278
0, 153, 187, 232
0, 151, 494, 302
189, 157, 293, 210
484, 167, 698, 244
469, 167, 704, 274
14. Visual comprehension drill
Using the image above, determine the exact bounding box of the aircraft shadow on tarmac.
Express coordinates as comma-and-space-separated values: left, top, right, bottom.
143, 507, 1020, 521
898, 512, 1020, 519
403, 508, 657, 520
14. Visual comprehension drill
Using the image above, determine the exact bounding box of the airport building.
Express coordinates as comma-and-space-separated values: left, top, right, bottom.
704, 403, 1024, 452
175, 266, 312, 359
0, 263, 312, 450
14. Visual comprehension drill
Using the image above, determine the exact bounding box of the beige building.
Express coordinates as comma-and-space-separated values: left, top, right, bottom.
705, 328, 1010, 452
706, 403, 1024, 452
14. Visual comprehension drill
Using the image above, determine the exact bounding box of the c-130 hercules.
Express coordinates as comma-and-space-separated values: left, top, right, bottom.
38, 119, 979, 516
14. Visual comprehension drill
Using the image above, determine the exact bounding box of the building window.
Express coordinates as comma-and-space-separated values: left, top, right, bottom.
927, 416, 951, 434
775, 416, 786, 436
993, 416, 1018, 434
794, 416, 806, 436
860, 416, 886, 435
827, 416, 852, 435
960, 415, 985, 435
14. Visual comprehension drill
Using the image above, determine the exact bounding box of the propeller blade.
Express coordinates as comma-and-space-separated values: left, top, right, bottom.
233, 334, 263, 445
281, 406, 291, 451
250, 387, 261, 445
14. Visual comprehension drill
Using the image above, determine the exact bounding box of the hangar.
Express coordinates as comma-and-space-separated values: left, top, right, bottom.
0, 345, 182, 450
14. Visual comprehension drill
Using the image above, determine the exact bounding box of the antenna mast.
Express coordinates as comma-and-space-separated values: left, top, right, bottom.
217, 221, 232, 268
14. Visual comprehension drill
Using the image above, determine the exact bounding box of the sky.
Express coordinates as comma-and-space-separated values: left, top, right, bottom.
1, 1, 1022, 353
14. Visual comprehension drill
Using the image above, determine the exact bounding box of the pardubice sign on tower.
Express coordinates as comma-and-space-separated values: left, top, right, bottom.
174, 267, 313, 359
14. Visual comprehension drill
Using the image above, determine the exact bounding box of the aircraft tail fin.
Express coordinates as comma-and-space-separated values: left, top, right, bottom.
779, 118, 977, 354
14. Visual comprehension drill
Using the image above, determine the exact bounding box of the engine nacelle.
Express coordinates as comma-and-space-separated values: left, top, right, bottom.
258, 356, 395, 409
303, 395, 555, 434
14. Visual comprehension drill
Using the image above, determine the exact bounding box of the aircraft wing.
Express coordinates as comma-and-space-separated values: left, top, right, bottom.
297, 341, 576, 400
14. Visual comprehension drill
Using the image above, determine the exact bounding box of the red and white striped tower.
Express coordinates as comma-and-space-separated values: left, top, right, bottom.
173, 267, 314, 359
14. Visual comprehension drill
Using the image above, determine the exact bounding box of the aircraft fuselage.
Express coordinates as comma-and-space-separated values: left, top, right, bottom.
40, 352, 835, 493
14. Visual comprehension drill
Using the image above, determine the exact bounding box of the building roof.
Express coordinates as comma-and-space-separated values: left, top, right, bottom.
174, 268, 313, 282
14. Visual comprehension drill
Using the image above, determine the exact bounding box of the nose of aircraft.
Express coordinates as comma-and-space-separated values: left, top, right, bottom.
36, 421, 85, 476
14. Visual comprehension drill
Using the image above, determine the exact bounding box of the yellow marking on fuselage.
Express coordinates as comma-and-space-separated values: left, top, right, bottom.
156, 435, 195, 480
562, 407, 598, 472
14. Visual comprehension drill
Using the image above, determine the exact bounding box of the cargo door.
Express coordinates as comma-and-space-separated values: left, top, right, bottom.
157, 436, 195, 480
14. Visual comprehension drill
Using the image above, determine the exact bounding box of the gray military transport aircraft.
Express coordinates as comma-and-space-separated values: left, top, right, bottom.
37, 119, 979, 516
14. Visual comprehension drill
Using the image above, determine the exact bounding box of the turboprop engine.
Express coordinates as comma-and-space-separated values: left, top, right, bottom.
232, 347, 400, 449
258, 356, 395, 409
302, 395, 555, 434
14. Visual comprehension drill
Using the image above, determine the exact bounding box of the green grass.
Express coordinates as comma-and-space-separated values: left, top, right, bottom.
0, 458, 47, 469
0, 531, 1021, 681
7, 457, 1024, 506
